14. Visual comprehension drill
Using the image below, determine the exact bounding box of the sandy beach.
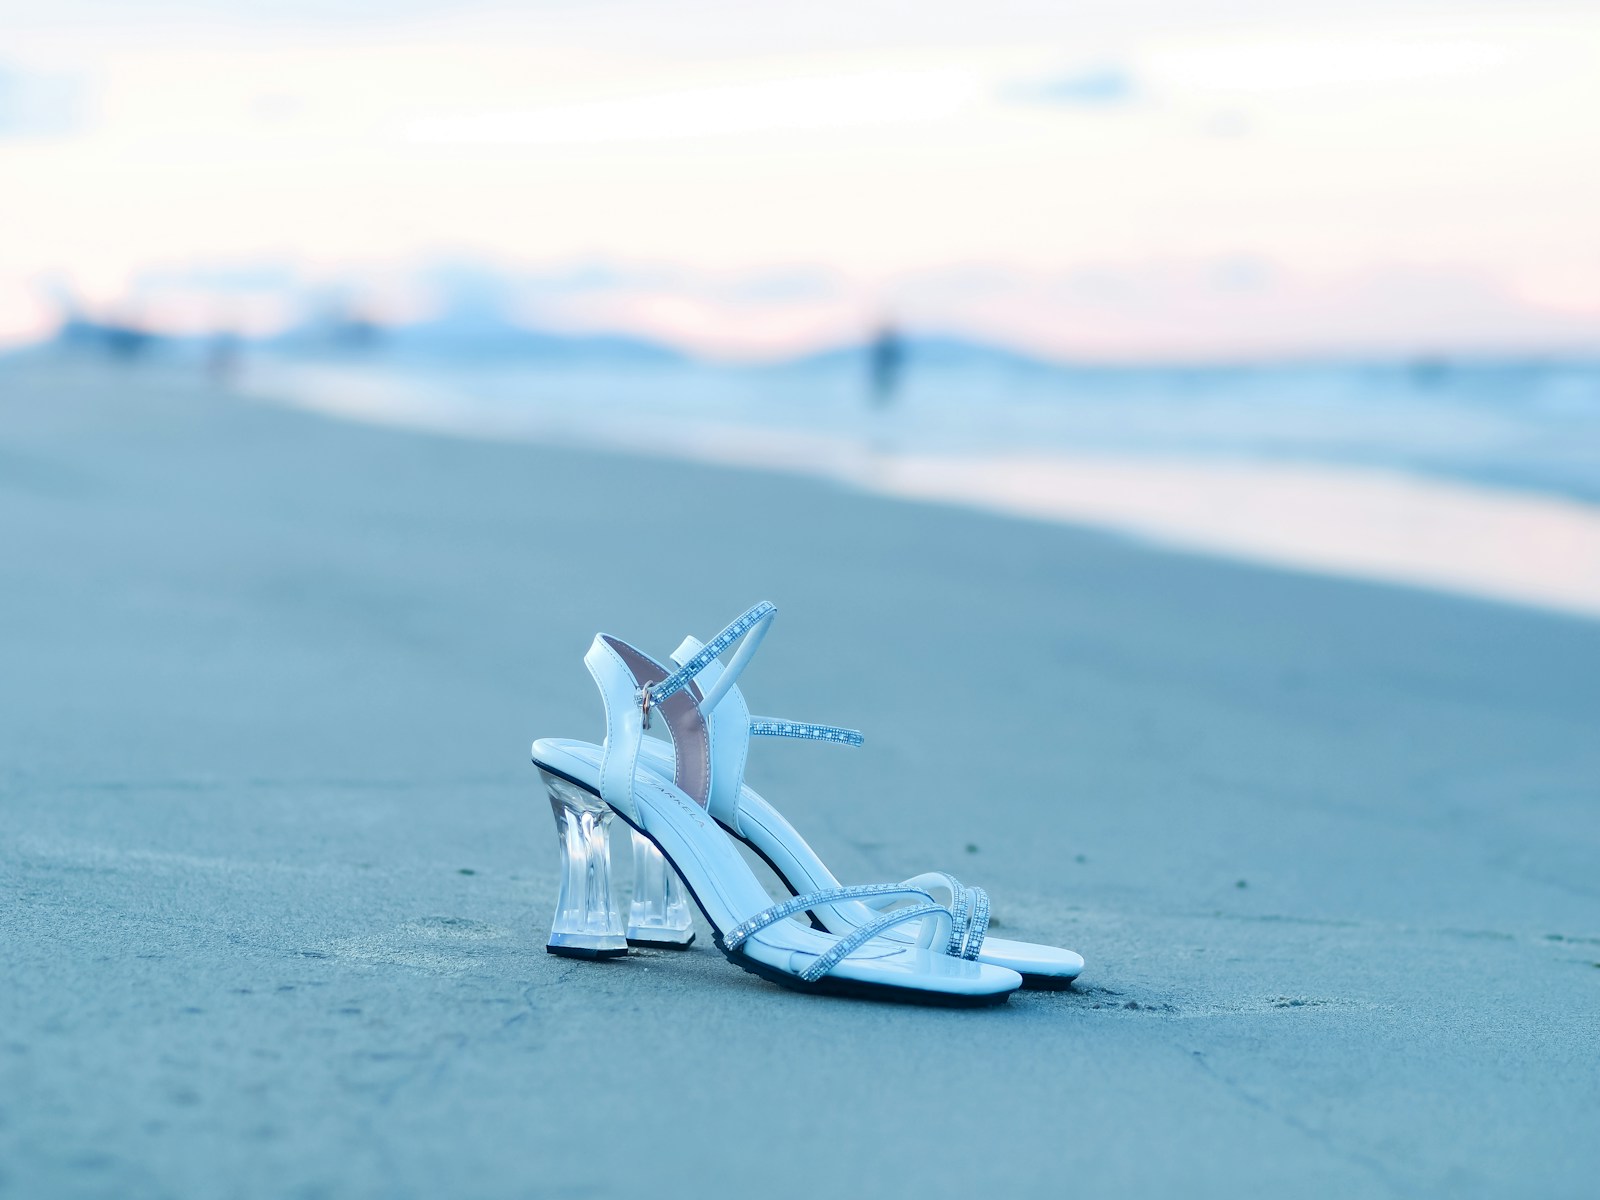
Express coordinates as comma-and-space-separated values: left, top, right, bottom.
4, 358, 1599, 1199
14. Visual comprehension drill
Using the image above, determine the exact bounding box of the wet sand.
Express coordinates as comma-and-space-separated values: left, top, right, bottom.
251, 358, 1600, 620
3, 358, 1598, 1199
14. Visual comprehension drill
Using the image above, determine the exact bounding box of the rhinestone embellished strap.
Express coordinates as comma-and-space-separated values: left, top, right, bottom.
747, 717, 864, 747
956, 885, 990, 960
722, 883, 937, 954
642, 602, 775, 711
796, 903, 951, 983
884, 872, 990, 959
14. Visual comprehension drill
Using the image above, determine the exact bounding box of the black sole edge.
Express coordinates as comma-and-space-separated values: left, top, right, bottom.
625, 934, 697, 950
717, 938, 1011, 1008
535, 758, 1013, 1008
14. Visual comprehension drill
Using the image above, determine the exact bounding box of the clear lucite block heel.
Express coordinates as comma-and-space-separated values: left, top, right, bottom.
541, 768, 627, 959
626, 830, 695, 949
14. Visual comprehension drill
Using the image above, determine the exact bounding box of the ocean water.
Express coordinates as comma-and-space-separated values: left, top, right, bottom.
252, 353, 1600, 505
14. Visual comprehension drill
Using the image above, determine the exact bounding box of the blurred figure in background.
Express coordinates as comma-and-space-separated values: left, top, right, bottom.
206, 328, 241, 386
868, 318, 904, 409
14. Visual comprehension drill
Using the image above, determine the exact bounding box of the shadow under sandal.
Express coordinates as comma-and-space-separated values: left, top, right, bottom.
533, 601, 1024, 1006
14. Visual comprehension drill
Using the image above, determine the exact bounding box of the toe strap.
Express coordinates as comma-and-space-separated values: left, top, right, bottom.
724, 884, 938, 952
795, 903, 952, 984
723, 884, 955, 983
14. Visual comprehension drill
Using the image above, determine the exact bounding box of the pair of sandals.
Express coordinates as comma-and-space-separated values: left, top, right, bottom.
532, 601, 1085, 1006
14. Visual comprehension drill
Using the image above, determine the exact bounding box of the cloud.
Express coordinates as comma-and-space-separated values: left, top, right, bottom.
407, 68, 977, 145
1005, 66, 1135, 108
0, 64, 88, 137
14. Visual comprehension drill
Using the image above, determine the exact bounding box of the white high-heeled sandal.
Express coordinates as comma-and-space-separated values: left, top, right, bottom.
532, 602, 1024, 1006
619, 629, 1086, 989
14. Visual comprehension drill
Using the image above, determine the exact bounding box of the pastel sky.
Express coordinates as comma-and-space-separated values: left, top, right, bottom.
2, 0, 1598, 358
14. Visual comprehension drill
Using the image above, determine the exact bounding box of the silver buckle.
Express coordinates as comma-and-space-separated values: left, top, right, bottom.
639, 682, 655, 731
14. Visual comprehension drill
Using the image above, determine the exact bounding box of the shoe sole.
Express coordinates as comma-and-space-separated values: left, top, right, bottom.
625, 934, 696, 950
716, 935, 1012, 1008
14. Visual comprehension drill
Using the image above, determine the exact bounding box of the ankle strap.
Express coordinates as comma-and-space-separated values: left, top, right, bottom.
642, 601, 775, 722
747, 718, 863, 747
668, 637, 863, 749
585, 603, 776, 822
668, 627, 861, 828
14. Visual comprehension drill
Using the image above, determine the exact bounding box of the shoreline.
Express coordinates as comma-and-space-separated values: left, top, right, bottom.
243, 359, 1600, 621
866, 453, 1600, 620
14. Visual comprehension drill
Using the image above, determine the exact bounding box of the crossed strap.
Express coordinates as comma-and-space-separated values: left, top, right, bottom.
722, 884, 954, 984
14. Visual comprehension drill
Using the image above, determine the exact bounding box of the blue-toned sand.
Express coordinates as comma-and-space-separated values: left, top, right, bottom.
2, 359, 1597, 1199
